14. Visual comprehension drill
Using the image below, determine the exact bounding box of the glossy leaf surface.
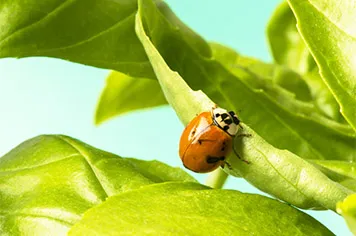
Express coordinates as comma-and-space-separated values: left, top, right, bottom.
69, 182, 333, 236
0, 135, 195, 235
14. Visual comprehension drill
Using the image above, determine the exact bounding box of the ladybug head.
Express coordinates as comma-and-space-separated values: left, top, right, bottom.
212, 108, 240, 136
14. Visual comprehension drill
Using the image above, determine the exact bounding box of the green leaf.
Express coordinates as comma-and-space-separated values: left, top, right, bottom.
267, 1, 316, 74
303, 69, 345, 122
311, 160, 356, 180
287, 0, 356, 131
0, 135, 196, 235
309, 160, 356, 192
95, 71, 167, 125
0, 0, 156, 78
69, 182, 333, 236
212, 42, 346, 123
1, 0, 355, 160
266, 1, 345, 122
337, 194, 356, 235
0, 0, 211, 79
138, 0, 356, 161
135, 1, 352, 211
210, 42, 313, 102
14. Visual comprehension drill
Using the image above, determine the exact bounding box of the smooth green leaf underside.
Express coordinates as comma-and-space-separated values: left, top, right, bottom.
1, 0, 355, 160
267, 1, 316, 74
95, 71, 167, 125
69, 182, 333, 236
0, 135, 195, 235
287, 0, 356, 131
337, 194, 356, 235
135, 0, 353, 211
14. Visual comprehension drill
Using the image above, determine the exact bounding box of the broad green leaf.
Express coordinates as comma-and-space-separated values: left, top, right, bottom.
210, 42, 312, 102
0, 0, 156, 78
1, 0, 355, 160
337, 194, 356, 235
135, 3, 353, 210
267, 1, 316, 74
0, 0, 210, 79
287, 0, 356, 131
95, 71, 167, 125
211, 42, 349, 127
69, 182, 333, 236
0, 135, 196, 235
140, 0, 356, 161
267, 1, 344, 122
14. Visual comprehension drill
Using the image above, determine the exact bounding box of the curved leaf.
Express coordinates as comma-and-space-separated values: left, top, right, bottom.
0, 0, 155, 78
303, 69, 345, 122
211, 43, 348, 130
135, 4, 353, 210
69, 182, 333, 236
95, 71, 167, 125
287, 0, 356, 131
337, 194, 356, 235
0, 135, 196, 235
267, 1, 316, 74
266, 1, 344, 122
210, 42, 313, 102
0, 0, 210, 79
140, 0, 356, 161
1, 0, 355, 160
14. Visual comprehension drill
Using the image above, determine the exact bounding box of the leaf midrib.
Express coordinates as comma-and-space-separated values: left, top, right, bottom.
57, 136, 109, 198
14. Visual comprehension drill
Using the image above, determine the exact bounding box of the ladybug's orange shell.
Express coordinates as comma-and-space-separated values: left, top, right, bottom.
179, 112, 233, 173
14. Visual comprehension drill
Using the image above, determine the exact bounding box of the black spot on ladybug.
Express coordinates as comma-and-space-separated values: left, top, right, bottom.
224, 118, 232, 125
206, 156, 225, 164
223, 125, 229, 131
215, 113, 220, 118
198, 139, 202, 145
221, 141, 226, 151
229, 111, 235, 116
221, 113, 229, 120
232, 116, 240, 125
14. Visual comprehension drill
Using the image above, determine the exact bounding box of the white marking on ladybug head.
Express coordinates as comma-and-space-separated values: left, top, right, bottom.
211, 107, 240, 136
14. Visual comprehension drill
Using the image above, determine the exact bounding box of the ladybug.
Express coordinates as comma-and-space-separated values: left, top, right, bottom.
179, 107, 244, 173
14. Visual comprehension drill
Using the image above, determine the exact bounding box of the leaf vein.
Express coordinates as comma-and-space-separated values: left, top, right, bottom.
0, 0, 75, 47
56, 136, 109, 198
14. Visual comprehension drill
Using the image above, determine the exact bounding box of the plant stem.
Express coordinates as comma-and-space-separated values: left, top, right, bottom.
205, 168, 229, 189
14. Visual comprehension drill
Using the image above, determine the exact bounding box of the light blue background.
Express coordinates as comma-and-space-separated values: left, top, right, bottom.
0, 1, 350, 235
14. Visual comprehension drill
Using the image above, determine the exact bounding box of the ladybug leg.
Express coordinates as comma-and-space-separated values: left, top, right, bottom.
232, 134, 251, 164
236, 133, 252, 138
232, 141, 251, 164
221, 161, 232, 170
233, 134, 252, 164
232, 149, 250, 164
